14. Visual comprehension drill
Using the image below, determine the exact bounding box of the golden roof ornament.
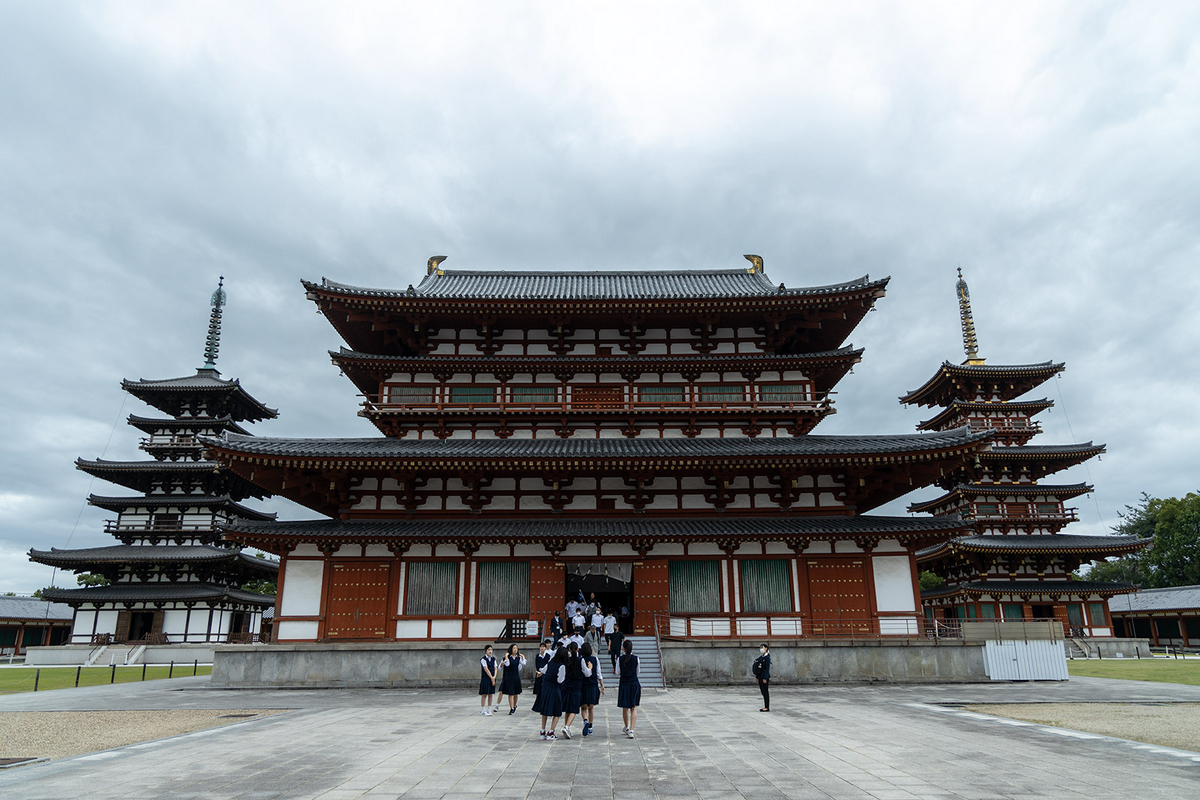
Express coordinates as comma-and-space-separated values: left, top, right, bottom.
743, 254, 764, 273
427, 255, 448, 276
956, 267, 985, 365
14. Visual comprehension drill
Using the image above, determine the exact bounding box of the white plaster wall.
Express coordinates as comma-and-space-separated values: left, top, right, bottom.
280, 560, 324, 617
277, 621, 319, 640
872, 556, 917, 612
162, 610, 189, 637
73, 609, 96, 640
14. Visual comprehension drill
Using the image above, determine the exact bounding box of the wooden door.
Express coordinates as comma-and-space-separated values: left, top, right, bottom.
805, 558, 872, 638
326, 561, 391, 640
572, 385, 623, 409
530, 560, 564, 621
633, 560, 669, 635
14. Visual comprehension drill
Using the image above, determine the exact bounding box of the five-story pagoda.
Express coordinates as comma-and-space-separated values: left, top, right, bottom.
32, 280, 281, 646
212, 256, 992, 644
904, 270, 1148, 638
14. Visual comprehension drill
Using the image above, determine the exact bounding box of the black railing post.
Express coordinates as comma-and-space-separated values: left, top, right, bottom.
168, 661, 174, 678
110, 664, 116, 683
142, 663, 147, 681
34, 669, 40, 692
75, 666, 82, 687
193, 659, 198, 676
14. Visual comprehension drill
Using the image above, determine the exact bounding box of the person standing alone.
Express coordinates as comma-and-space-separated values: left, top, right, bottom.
753, 643, 771, 712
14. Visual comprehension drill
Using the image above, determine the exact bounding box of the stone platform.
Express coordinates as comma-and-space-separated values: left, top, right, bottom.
212, 639, 992, 688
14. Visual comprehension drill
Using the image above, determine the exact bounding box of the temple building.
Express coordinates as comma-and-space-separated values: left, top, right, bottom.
31, 280, 280, 645
904, 270, 1148, 638
211, 257, 994, 644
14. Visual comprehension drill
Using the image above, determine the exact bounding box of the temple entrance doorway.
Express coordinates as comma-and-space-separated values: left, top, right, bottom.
128, 611, 155, 642
564, 563, 633, 633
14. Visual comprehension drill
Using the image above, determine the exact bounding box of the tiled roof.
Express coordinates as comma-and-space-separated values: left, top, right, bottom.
916, 534, 1149, 560
126, 414, 250, 436
0, 597, 74, 621
224, 515, 969, 542
908, 482, 1093, 513
922, 580, 1136, 599
86, 494, 276, 520
331, 346, 863, 367
311, 270, 888, 301
900, 361, 1066, 407
29, 545, 279, 571
1108, 585, 1200, 614
121, 368, 278, 422
40, 583, 274, 606
75, 459, 270, 500
983, 444, 1102, 457
917, 398, 1054, 431
208, 427, 990, 461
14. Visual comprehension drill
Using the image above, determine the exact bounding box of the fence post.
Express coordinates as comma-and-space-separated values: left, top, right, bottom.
168, 661, 174, 679
193, 659, 198, 676
75, 666, 81, 687
34, 669, 40, 692
110, 663, 116, 683
142, 663, 147, 681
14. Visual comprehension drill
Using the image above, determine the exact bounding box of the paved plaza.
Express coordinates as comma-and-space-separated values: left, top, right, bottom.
2, 676, 1199, 799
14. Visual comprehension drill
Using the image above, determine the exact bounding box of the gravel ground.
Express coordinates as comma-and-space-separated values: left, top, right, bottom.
0, 710, 287, 762
964, 703, 1200, 752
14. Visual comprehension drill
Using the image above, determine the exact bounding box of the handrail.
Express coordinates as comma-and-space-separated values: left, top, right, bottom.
651, 614, 666, 684
104, 522, 219, 533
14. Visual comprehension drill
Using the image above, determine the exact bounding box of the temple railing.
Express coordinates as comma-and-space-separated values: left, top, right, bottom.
104, 522, 219, 534
651, 614, 926, 641
361, 396, 835, 415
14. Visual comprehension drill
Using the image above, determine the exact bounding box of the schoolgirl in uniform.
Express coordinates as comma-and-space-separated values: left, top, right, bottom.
559, 641, 589, 739
479, 645, 498, 716
531, 640, 550, 714
539, 648, 568, 740
497, 644, 526, 714
616, 639, 641, 738
579, 642, 604, 737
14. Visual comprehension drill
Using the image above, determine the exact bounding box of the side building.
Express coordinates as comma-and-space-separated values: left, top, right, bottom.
903, 271, 1148, 641
31, 280, 280, 648
210, 257, 991, 649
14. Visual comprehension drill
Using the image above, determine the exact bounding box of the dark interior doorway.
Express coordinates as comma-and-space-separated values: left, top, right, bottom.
128, 611, 155, 642
1030, 605, 1056, 619
564, 564, 633, 633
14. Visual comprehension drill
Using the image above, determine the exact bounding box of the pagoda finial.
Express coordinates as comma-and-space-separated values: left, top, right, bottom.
427, 255, 448, 276
743, 254, 764, 273
201, 276, 226, 371
956, 267, 985, 365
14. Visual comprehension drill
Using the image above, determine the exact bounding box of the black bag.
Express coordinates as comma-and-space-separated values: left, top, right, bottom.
752, 655, 764, 677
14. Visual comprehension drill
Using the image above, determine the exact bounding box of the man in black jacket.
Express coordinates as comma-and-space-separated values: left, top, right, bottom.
608, 628, 625, 671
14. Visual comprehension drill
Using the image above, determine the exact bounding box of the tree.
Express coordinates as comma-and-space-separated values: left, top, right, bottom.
241, 578, 277, 596
76, 573, 110, 587
1081, 491, 1200, 589
918, 570, 945, 591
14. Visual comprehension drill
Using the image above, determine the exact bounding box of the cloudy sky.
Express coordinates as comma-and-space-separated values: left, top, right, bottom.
2, 2, 1198, 593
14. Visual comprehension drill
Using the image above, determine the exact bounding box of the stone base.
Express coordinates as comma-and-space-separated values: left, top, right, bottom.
25, 643, 225, 666
662, 640, 989, 684
211, 639, 992, 688
1071, 637, 1153, 659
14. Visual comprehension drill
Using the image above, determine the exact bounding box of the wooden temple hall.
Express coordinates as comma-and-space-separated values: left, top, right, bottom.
203, 257, 1138, 645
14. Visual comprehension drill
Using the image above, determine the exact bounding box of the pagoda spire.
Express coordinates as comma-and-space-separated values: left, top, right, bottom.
955, 268, 985, 366
201, 276, 227, 371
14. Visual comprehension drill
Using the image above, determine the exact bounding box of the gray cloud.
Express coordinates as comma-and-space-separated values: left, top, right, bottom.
2, 2, 1198, 591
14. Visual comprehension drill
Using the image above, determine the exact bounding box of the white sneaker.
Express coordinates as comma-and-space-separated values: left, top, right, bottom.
622, 726, 629, 733
539, 732, 546, 740
561, 727, 571, 739
626, 729, 634, 738
479, 710, 486, 716
485, 709, 493, 716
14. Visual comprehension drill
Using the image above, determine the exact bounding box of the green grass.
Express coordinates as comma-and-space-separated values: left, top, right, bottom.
1068, 657, 1200, 686
0, 664, 212, 694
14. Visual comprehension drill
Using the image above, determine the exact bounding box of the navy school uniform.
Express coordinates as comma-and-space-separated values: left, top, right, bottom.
531, 653, 550, 714
581, 654, 601, 706
539, 661, 566, 718
499, 654, 525, 695
560, 656, 584, 715
616, 653, 641, 709
479, 655, 497, 695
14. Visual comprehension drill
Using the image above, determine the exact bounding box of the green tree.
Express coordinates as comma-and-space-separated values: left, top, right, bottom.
76, 573, 110, 587
918, 570, 945, 591
1082, 491, 1200, 588
241, 578, 277, 596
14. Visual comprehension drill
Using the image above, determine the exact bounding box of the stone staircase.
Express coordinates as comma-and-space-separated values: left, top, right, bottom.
1066, 638, 1092, 659
624, 635, 664, 688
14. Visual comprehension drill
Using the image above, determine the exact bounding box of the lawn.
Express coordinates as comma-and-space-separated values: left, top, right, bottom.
0, 664, 212, 694
1067, 657, 1200, 686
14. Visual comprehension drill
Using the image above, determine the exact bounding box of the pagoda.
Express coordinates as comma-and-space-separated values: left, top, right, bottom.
209, 256, 993, 645
32, 279, 281, 645
902, 270, 1148, 638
